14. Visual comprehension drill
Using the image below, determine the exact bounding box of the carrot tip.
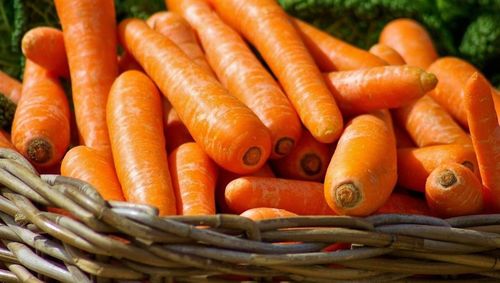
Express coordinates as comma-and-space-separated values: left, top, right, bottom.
26, 138, 52, 164
335, 183, 361, 208
437, 169, 457, 188
300, 153, 321, 176
274, 137, 294, 156
243, 147, 262, 166
420, 72, 438, 93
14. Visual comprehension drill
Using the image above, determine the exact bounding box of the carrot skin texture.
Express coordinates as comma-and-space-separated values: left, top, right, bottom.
162, 98, 193, 153
375, 193, 432, 216
0, 130, 15, 150
0, 70, 22, 104
61, 146, 125, 201
107, 71, 176, 215
369, 43, 405, 65
240, 207, 297, 221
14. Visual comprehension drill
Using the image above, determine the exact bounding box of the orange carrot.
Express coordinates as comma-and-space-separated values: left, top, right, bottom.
225, 176, 335, 215
168, 0, 302, 158
11, 60, 70, 168
397, 144, 480, 192
54, 0, 118, 159
393, 96, 471, 147
169, 142, 218, 215
117, 52, 143, 73
494, 90, 500, 124
393, 124, 416, 148
21, 27, 69, 78
118, 18, 271, 174
369, 43, 405, 65
375, 192, 432, 216
464, 73, 500, 211
162, 98, 194, 153
0, 130, 15, 150
324, 111, 397, 216
292, 18, 387, 71
61, 146, 125, 201
271, 129, 330, 182
107, 70, 176, 215
425, 162, 484, 217
324, 65, 437, 115
240, 207, 297, 221
208, 0, 343, 143
0, 70, 22, 104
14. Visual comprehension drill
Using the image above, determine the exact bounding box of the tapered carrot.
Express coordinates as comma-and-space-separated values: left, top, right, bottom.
393, 96, 471, 147
0, 70, 22, 104
324, 65, 437, 115
240, 207, 297, 221
225, 176, 335, 215
168, 0, 302, 158
54, 0, 118, 159
118, 19, 271, 174
162, 98, 193, 153
324, 111, 397, 216
61, 146, 125, 201
379, 18, 438, 69
107, 70, 176, 215
393, 124, 415, 148
375, 192, 432, 216
369, 44, 405, 65
21, 27, 69, 78
426, 163, 484, 217
208, 0, 343, 143
292, 18, 387, 71
397, 144, 480, 192
169, 142, 218, 215
117, 52, 143, 72
0, 130, 15, 150
11, 60, 70, 168
464, 73, 500, 211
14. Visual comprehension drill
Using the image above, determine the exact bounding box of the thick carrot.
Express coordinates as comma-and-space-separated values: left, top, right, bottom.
292, 18, 387, 71
168, 0, 302, 158
21, 27, 69, 78
271, 129, 330, 182
324, 111, 397, 216
225, 176, 335, 215
117, 52, 143, 73
240, 207, 297, 221
375, 192, 432, 216
107, 70, 176, 215
379, 18, 438, 69
324, 65, 437, 115
209, 0, 343, 143
61, 146, 125, 201
0, 70, 22, 104
369, 44, 405, 65
118, 19, 271, 174
425, 163, 484, 217
162, 98, 194, 153
393, 96, 471, 147
11, 60, 70, 168
54, 0, 118, 159
169, 142, 218, 215
397, 144, 480, 192
0, 130, 15, 150
464, 73, 500, 211
393, 124, 416, 148
494, 90, 500, 124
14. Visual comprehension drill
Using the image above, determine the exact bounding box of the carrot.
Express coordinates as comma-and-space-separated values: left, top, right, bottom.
397, 144, 480, 192
169, 142, 218, 215
271, 129, 330, 182
117, 52, 143, 72
21, 27, 69, 78
0, 130, 15, 150
240, 207, 297, 221
292, 18, 387, 71
324, 65, 437, 115
61, 146, 125, 201
0, 70, 22, 104
379, 18, 438, 69
393, 95, 471, 147
375, 192, 432, 216
324, 111, 397, 216
118, 19, 271, 174
54, 0, 118, 159
168, 0, 302, 158
464, 73, 500, 211
107, 70, 176, 215
494, 90, 500, 124
11, 60, 70, 168
369, 43, 405, 65
425, 162, 484, 217
162, 98, 194, 153
225, 176, 335, 215
393, 124, 416, 148
209, 0, 343, 143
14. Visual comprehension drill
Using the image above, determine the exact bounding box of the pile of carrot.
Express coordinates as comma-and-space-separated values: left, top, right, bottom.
0, 0, 498, 221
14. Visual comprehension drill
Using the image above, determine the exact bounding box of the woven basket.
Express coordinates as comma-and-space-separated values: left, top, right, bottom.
0, 148, 499, 283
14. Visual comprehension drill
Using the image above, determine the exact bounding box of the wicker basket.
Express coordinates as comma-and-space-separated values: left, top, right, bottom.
0, 148, 499, 282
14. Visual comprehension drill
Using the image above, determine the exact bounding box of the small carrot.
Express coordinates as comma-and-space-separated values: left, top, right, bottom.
379, 18, 438, 69
118, 18, 272, 174
240, 207, 297, 221
324, 65, 437, 115
117, 52, 143, 73
0, 130, 15, 150
464, 73, 500, 211
61, 146, 125, 201
393, 124, 416, 148
393, 95, 471, 147
0, 70, 22, 104
162, 98, 194, 153
375, 192, 432, 216
11, 60, 70, 168
369, 43, 405, 65
107, 70, 176, 215
324, 111, 397, 216
209, 0, 343, 143
21, 27, 69, 78
397, 144, 480, 192
169, 142, 218, 215
225, 176, 335, 215
425, 162, 484, 217
292, 18, 387, 71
